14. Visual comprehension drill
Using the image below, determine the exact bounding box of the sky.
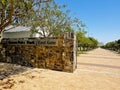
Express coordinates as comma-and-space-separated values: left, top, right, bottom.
55, 0, 120, 44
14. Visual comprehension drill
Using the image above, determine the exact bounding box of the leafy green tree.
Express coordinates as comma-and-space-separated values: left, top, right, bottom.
0, 0, 35, 32
76, 30, 98, 51
103, 39, 120, 53
88, 37, 98, 48
30, 0, 79, 37
76, 30, 87, 50
117, 39, 120, 52
0, 0, 50, 33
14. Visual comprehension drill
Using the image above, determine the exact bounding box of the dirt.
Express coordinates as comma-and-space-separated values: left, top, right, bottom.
0, 63, 31, 80
0, 48, 120, 90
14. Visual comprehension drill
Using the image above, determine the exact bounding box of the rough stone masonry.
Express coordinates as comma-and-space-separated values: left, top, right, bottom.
0, 33, 77, 72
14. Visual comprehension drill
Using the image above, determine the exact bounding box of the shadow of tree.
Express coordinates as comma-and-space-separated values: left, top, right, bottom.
0, 62, 32, 80
80, 55, 120, 60
78, 62, 120, 69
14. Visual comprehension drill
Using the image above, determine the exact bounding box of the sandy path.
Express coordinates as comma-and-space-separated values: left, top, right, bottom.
0, 48, 120, 90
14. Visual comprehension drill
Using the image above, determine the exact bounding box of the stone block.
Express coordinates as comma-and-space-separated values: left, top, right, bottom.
1, 35, 77, 72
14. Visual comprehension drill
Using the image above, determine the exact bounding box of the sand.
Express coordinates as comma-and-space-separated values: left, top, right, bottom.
0, 48, 120, 90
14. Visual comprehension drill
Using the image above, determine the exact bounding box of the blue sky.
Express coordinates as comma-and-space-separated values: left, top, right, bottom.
55, 0, 120, 44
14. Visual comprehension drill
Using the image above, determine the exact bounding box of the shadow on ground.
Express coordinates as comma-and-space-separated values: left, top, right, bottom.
79, 55, 120, 60
0, 62, 32, 80
78, 62, 120, 69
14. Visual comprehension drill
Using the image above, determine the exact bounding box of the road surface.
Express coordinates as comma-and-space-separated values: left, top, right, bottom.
77, 48, 120, 90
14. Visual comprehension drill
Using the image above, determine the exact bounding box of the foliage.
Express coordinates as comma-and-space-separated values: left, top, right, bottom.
102, 39, 120, 53
0, 0, 51, 33
76, 29, 98, 51
88, 37, 98, 48
29, 0, 81, 37
0, 0, 35, 32
0, 0, 85, 38
0, 0, 98, 51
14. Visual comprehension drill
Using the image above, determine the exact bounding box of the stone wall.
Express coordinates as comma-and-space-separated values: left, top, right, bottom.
0, 33, 77, 72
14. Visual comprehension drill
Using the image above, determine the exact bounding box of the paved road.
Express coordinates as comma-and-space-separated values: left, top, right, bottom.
77, 48, 120, 90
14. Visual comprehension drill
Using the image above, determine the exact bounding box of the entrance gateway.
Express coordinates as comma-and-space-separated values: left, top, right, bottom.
0, 32, 77, 72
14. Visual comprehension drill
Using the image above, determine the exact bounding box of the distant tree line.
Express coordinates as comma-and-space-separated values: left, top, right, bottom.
101, 39, 120, 53
76, 30, 98, 51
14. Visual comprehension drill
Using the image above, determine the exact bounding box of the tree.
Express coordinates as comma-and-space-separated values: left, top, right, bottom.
76, 29, 87, 50
30, 0, 77, 37
103, 39, 120, 53
117, 39, 120, 52
0, 0, 50, 33
88, 37, 98, 48
76, 29, 98, 51
0, 0, 33, 32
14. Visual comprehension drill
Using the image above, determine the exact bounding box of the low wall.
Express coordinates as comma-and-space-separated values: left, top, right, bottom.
0, 34, 77, 72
